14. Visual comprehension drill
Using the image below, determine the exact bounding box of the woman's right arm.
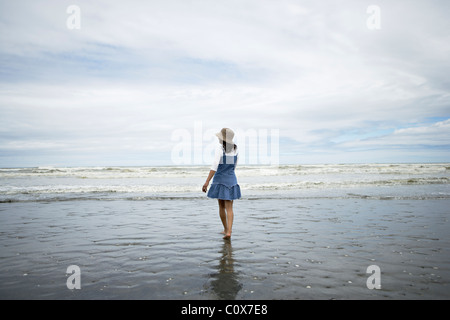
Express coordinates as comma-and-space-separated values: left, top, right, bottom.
203, 143, 223, 192
203, 144, 222, 192
202, 170, 216, 192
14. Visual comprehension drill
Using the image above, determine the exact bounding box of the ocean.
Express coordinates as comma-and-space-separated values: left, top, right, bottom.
0, 163, 449, 299
1, 163, 449, 203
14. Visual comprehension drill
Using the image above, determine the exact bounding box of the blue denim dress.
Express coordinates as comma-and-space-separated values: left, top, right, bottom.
207, 150, 241, 200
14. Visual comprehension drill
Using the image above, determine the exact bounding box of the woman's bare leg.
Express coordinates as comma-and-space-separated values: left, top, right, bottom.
218, 199, 227, 233
223, 200, 234, 239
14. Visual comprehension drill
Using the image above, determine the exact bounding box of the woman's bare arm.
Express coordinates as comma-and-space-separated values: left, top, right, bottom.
202, 170, 216, 192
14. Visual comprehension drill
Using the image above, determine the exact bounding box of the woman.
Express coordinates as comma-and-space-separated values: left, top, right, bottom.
202, 128, 241, 239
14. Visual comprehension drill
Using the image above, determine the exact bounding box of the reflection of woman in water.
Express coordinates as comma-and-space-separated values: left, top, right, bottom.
209, 240, 242, 299
202, 128, 241, 239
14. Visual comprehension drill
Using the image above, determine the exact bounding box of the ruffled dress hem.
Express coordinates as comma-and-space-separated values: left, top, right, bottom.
207, 183, 241, 200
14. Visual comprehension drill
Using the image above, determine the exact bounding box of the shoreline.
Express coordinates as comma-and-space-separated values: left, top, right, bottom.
1, 197, 449, 300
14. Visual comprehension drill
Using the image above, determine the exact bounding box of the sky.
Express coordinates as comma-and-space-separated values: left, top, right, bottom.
0, 0, 449, 167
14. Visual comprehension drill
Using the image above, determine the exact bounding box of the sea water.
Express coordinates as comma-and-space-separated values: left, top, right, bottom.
0, 163, 449, 299
1, 163, 449, 202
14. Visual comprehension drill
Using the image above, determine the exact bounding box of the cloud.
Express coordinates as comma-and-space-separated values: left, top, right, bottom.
0, 0, 449, 166
342, 119, 450, 148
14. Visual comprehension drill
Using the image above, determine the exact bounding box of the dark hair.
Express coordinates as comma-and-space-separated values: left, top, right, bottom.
223, 141, 237, 153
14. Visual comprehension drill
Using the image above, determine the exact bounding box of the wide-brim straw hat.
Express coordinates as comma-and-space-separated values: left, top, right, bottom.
215, 128, 235, 144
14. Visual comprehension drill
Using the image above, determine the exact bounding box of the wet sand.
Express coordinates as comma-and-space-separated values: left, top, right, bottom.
0, 197, 449, 299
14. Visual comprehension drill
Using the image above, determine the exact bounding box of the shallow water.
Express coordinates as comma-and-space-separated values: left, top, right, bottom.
1, 197, 449, 299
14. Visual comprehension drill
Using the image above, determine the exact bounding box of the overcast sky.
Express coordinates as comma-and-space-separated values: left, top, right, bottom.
0, 0, 449, 167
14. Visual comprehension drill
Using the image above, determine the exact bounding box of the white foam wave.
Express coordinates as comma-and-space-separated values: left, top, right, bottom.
1, 163, 449, 203
0, 163, 449, 179
0, 176, 447, 198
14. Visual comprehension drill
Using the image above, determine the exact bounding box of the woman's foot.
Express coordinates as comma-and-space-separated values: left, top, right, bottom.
223, 231, 231, 239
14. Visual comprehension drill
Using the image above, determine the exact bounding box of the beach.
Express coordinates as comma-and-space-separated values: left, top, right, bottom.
0, 164, 449, 299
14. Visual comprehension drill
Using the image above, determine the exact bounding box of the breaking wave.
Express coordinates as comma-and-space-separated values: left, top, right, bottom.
1, 163, 449, 203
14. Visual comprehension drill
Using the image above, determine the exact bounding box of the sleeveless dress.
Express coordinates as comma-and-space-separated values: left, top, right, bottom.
207, 149, 241, 200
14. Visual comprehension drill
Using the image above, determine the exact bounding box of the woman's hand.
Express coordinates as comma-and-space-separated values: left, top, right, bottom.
202, 182, 209, 193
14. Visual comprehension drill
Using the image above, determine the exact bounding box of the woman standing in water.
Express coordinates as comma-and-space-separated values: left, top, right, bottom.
202, 128, 241, 239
